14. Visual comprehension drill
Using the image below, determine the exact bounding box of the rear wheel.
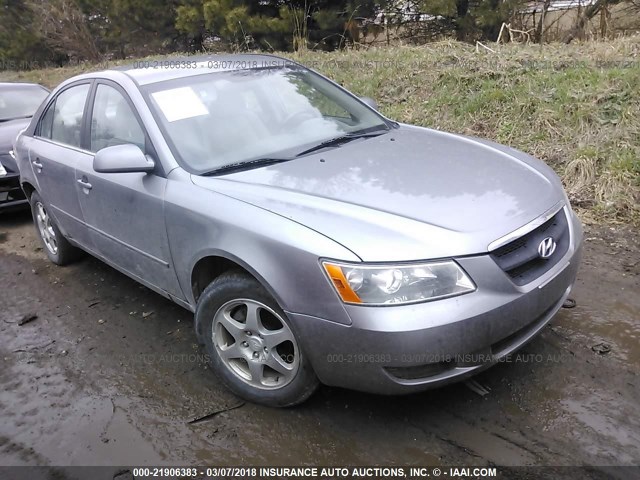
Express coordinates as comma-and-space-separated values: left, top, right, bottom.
196, 271, 319, 407
30, 191, 82, 265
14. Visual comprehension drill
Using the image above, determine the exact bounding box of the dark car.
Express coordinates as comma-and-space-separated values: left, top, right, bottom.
0, 82, 49, 211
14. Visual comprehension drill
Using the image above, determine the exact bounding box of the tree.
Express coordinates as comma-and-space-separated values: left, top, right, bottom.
382, 0, 524, 43
0, 0, 51, 67
175, 0, 208, 49
26, 0, 101, 61
175, 0, 386, 51
78, 0, 182, 58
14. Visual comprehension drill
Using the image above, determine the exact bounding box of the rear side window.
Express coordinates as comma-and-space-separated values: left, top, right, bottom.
39, 102, 55, 139
39, 84, 90, 148
90, 84, 145, 153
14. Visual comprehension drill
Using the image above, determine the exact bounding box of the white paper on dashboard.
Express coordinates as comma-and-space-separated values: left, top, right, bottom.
151, 87, 209, 122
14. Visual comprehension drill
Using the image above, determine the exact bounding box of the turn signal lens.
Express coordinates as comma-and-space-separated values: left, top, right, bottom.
323, 263, 362, 303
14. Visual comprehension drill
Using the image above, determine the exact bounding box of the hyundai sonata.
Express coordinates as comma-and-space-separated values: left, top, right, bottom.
15, 55, 583, 406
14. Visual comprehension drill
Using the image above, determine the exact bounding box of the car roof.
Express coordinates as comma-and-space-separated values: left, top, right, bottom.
0, 82, 48, 90
112, 53, 300, 86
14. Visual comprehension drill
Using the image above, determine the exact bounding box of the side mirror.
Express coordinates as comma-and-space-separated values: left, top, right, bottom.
93, 144, 154, 174
360, 96, 378, 111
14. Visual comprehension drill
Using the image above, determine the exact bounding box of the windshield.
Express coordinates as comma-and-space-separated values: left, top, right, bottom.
143, 67, 389, 174
0, 86, 48, 122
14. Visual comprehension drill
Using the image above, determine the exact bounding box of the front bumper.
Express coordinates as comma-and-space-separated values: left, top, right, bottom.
0, 172, 28, 211
289, 210, 583, 395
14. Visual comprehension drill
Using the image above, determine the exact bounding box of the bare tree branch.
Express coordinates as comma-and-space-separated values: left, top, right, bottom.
26, 0, 100, 61
563, 0, 622, 43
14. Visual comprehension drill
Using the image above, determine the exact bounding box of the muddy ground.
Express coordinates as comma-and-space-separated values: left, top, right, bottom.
1, 210, 639, 474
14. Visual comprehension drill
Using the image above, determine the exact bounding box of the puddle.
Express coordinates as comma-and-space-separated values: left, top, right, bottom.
556, 301, 640, 365
561, 397, 640, 464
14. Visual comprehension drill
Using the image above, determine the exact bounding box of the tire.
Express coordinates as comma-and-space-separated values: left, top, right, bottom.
196, 271, 319, 407
30, 191, 82, 266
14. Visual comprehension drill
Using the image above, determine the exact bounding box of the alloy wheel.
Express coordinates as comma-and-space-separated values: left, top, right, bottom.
35, 202, 58, 255
212, 299, 300, 390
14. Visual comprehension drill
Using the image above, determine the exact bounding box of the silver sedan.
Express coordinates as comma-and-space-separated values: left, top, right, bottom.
15, 55, 583, 406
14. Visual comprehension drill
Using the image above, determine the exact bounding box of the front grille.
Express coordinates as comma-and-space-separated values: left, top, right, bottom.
385, 361, 454, 380
491, 208, 570, 286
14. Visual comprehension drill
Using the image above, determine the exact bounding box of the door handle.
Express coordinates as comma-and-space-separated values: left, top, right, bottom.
32, 158, 43, 170
77, 178, 92, 190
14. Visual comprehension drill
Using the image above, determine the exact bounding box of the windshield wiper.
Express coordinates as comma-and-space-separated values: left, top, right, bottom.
200, 127, 389, 176
295, 129, 388, 157
201, 157, 293, 176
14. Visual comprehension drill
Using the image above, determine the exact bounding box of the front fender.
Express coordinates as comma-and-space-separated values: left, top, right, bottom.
164, 173, 359, 327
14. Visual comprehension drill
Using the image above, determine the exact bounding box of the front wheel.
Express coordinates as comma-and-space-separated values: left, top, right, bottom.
196, 271, 319, 407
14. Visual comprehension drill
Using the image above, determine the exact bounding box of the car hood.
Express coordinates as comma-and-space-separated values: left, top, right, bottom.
192, 125, 565, 261
0, 118, 30, 171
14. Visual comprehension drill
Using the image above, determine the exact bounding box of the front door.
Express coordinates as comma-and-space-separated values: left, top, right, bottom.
74, 82, 182, 297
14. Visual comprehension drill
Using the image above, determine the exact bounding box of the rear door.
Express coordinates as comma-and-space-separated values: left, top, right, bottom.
24, 82, 93, 247
74, 81, 182, 297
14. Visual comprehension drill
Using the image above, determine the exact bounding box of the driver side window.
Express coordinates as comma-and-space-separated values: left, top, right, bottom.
90, 84, 145, 153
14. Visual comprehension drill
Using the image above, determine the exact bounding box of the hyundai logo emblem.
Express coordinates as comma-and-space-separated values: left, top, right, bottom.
538, 237, 557, 259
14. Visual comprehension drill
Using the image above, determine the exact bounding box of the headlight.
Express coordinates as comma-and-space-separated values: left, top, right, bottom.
322, 260, 476, 306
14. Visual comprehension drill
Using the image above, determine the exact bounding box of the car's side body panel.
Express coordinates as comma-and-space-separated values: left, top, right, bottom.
163, 168, 360, 329
76, 166, 184, 297
21, 135, 95, 248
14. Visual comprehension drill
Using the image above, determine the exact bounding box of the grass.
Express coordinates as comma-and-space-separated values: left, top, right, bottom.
2, 36, 639, 224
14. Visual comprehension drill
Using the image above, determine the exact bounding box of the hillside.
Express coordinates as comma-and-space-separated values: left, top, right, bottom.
2, 36, 639, 223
